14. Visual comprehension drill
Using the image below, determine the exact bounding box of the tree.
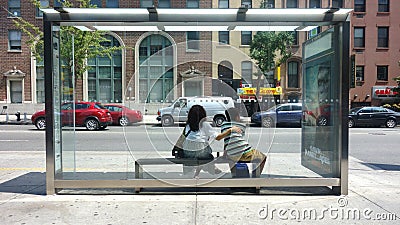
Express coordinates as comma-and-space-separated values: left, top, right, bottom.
8, 0, 125, 99
249, 31, 294, 97
249, 0, 294, 99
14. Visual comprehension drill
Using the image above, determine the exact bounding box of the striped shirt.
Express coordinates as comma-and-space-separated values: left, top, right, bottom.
220, 121, 251, 156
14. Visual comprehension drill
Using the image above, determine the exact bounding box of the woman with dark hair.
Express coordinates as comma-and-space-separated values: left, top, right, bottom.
182, 105, 221, 175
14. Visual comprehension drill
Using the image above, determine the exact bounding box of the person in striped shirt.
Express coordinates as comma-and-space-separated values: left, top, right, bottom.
216, 107, 266, 177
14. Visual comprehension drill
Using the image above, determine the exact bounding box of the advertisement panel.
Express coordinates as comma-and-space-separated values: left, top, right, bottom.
301, 28, 339, 177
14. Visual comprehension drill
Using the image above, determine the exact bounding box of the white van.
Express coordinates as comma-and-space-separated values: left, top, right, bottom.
156, 96, 235, 126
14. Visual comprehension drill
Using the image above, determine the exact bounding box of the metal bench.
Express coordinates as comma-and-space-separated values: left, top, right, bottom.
134, 157, 261, 179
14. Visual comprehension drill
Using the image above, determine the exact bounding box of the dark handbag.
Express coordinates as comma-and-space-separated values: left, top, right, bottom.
172, 127, 191, 158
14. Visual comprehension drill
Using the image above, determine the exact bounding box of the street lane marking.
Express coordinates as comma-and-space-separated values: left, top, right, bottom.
0, 140, 29, 142
0, 167, 45, 171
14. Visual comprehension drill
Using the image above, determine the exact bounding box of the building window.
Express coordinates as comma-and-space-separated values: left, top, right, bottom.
218, 31, 229, 45
286, 0, 298, 8
187, 0, 199, 8
241, 0, 252, 8
8, 30, 21, 51
262, 0, 275, 8
354, 0, 365, 12
8, 0, 20, 17
36, 0, 49, 17
54, 0, 64, 7
106, 0, 119, 7
36, 59, 45, 103
356, 66, 364, 82
158, 0, 170, 8
87, 35, 122, 103
288, 61, 299, 88
291, 31, 298, 45
10, 80, 23, 103
219, 0, 229, 8
378, 0, 389, 12
140, 0, 153, 7
332, 0, 342, 8
354, 27, 365, 48
90, 0, 102, 7
139, 35, 173, 103
241, 61, 253, 84
377, 27, 389, 48
241, 31, 252, 45
309, 0, 320, 8
187, 31, 200, 51
377, 66, 388, 81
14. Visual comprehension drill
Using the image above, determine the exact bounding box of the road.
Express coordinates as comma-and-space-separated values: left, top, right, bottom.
0, 124, 399, 167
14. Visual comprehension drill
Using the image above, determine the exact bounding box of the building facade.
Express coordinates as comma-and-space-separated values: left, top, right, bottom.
1, 0, 399, 115
349, 0, 400, 107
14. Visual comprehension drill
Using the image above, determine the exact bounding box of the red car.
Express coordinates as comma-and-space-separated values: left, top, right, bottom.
31, 102, 112, 131
103, 104, 143, 126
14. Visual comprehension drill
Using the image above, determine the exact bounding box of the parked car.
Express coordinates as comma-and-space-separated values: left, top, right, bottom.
251, 103, 302, 127
103, 104, 143, 126
31, 102, 112, 131
157, 96, 235, 127
348, 106, 400, 128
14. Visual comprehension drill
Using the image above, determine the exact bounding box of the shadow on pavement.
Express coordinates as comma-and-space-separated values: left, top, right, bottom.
362, 163, 400, 171
0, 172, 46, 195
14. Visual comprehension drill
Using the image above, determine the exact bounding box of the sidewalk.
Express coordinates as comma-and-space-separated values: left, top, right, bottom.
0, 150, 399, 224
0, 113, 31, 125
0, 114, 158, 125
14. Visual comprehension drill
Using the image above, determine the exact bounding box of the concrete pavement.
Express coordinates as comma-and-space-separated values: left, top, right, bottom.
0, 151, 398, 224
0, 115, 399, 224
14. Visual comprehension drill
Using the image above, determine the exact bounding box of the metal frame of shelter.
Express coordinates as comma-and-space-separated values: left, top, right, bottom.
43, 7, 352, 195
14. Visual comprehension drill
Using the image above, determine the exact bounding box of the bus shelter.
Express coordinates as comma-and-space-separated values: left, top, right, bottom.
42, 7, 352, 195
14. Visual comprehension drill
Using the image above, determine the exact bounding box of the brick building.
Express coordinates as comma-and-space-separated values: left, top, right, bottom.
1, 0, 214, 114
349, 0, 400, 107
1, 0, 399, 115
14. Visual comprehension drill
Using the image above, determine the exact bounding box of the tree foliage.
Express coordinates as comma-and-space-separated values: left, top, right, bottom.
8, 0, 125, 78
249, 0, 294, 77
250, 31, 294, 75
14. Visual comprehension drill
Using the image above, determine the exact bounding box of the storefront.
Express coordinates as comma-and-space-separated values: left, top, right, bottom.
42, 7, 352, 195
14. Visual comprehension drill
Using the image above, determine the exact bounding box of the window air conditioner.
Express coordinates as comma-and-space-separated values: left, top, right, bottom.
266, 4, 274, 8
356, 77, 363, 81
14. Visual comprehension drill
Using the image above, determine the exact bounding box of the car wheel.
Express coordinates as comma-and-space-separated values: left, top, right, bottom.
213, 115, 226, 127
161, 115, 174, 127
317, 116, 328, 126
35, 117, 46, 130
385, 118, 397, 128
119, 116, 130, 126
348, 119, 355, 128
261, 117, 275, 128
85, 118, 99, 131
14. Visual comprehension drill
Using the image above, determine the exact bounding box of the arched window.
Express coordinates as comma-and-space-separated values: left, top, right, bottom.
287, 61, 299, 88
217, 61, 235, 97
139, 34, 173, 103
87, 35, 122, 103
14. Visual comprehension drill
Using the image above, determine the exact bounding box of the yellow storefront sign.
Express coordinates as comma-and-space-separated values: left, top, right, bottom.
237, 87, 282, 96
